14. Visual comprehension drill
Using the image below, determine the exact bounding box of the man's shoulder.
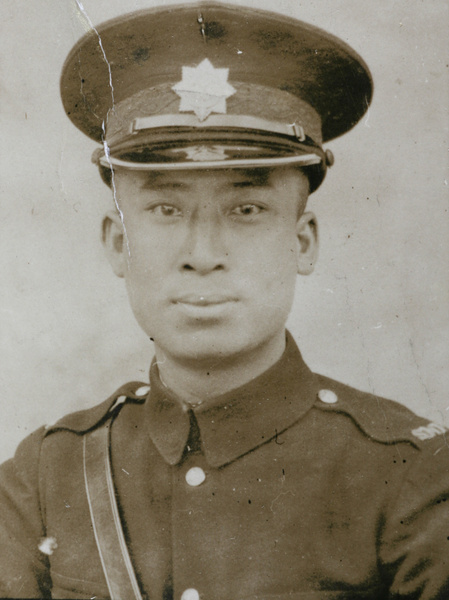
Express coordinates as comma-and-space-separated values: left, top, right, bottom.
1, 381, 151, 471
43, 380, 151, 436
311, 372, 448, 451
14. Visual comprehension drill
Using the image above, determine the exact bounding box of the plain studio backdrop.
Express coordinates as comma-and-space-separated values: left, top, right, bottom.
0, 0, 448, 462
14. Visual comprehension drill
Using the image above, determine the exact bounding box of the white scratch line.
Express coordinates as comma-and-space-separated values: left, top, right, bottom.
102, 125, 131, 260
75, 1, 114, 106
74, 2, 131, 259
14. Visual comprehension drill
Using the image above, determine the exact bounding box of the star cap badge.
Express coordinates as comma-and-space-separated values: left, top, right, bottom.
172, 58, 237, 121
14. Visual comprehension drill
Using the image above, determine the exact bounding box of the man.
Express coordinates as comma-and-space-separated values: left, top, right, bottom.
1, 3, 448, 599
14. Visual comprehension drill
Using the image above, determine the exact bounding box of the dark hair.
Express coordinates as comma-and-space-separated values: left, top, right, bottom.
99, 164, 113, 188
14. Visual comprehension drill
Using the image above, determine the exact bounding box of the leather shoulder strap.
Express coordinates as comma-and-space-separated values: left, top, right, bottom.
83, 421, 143, 600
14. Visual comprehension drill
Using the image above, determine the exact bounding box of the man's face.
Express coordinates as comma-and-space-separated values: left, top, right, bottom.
104, 166, 317, 364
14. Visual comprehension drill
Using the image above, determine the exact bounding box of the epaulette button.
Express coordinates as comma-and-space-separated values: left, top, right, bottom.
318, 389, 338, 404
135, 385, 151, 397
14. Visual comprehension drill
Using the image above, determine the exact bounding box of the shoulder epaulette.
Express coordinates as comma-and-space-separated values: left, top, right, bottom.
313, 374, 448, 450
43, 381, 151, 435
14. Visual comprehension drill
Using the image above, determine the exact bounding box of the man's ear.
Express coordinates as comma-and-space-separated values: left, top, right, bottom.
295, 211, 319, 275
102, 210, 127, 278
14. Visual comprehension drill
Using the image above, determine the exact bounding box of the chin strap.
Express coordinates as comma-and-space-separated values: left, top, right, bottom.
83, 419, 143, 600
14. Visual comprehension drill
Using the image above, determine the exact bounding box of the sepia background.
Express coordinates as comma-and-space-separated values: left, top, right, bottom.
0, 0, 448, 462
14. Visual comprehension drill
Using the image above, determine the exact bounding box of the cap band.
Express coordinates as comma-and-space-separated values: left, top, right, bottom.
128, 114, 306, 142
97, 118, 324, 173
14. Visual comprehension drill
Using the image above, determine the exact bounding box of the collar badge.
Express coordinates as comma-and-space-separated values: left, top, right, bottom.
172, 58, 236, 121
411, 422, 448, 441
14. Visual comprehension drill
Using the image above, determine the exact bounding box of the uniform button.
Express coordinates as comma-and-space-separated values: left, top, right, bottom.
134, 385, 151, 397
318, 389, 338, 404
185, 467, 206, 487
181, 589, 200, 600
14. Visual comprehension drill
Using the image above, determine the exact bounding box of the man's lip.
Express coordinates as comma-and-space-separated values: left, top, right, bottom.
172, 294, 238, 306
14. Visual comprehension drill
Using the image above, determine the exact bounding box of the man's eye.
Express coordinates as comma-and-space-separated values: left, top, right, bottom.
149, 204, 182, 217
231, 204, 264, 217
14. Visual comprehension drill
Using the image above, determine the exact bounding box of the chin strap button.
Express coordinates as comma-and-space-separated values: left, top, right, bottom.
325, 149, 335, 167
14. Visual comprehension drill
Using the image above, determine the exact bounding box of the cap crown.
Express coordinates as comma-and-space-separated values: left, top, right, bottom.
61, 2, 372, 144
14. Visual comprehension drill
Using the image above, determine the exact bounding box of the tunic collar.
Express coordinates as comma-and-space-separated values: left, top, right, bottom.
145, 331, 319, 468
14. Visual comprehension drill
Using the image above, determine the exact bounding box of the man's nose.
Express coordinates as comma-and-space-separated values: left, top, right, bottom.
180, 215, 228, 274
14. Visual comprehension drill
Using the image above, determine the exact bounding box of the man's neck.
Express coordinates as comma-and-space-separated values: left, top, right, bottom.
153, 332, 286, 406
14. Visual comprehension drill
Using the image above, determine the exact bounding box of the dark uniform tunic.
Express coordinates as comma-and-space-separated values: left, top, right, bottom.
1, 332, 448, 599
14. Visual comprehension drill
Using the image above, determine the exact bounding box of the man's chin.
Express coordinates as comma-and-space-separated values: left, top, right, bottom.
155, 328, 254, 366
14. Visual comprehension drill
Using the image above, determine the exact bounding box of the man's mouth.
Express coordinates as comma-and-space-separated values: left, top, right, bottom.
172, 294, 238, 307
171, 294, 239, 319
